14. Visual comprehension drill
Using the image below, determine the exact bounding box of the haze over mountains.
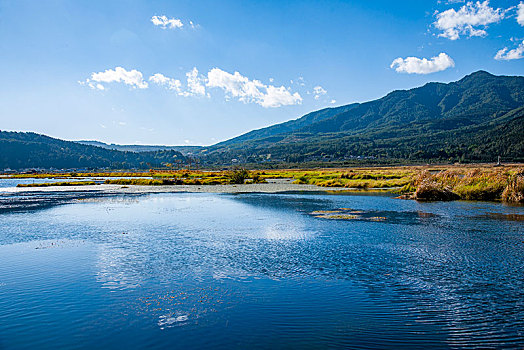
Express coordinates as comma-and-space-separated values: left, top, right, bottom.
1, 71, 523, 170
76, 141, 202, 155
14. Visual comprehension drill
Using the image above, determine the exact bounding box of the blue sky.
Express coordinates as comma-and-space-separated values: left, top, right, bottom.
0, 0, 523, 145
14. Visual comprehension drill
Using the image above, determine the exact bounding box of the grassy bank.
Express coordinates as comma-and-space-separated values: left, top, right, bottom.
397, 167, 524, 203
7, 165, 524, 203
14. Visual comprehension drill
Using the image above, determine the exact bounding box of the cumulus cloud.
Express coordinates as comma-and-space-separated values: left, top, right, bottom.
82, 67, 148, 89
206, 68, 302, 108
390, 53, 455, 74
434, 1, 506, 40
151, 15, 183, 29
183, 67, 207, 97
312, 86, 327, 100
495, 40, 524, 60
82, 66, 304, 107
518, 2, 524, 26
149, 73, 182, 92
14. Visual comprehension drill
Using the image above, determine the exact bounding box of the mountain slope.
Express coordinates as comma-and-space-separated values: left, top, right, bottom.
214, 104, 359, 147
204, 71, 524, 163
0, 131, 185, 170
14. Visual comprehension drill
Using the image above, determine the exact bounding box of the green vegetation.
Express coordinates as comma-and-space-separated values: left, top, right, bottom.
17, 181, 97, 187
228, 169, 249, 184
102, 169, 266, 185
288, 169, 413, 189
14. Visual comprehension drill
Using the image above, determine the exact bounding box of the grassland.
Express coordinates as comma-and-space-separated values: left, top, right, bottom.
5, 164, 524, 203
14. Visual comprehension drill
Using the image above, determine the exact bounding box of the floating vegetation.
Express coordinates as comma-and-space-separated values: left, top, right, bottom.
310, 208, 439, 225
310, 210, 344, 215
315, 214, 360, 220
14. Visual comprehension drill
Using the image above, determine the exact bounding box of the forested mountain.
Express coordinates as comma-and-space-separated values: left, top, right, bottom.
214, 103, 359, 147
0, 131, 184, 170
203, 71, 524, 164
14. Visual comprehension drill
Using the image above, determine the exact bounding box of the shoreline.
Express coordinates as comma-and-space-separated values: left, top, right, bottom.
0, 182, 351, 194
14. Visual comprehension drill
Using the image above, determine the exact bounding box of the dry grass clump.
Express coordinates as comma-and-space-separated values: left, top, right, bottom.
406, 167, 523, 203
501, 169, 524, 203
414, 180, 459, 201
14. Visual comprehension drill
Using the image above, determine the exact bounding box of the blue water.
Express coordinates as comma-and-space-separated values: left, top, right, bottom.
0, 177, 97, 188
0, 176, 151, 188
0, 191, 523, 349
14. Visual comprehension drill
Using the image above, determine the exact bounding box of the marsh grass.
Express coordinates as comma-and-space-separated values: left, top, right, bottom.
406, 168, 524, 203
17, 181, 97, 187
104, 179, 181, 186
8, 165, 523, 203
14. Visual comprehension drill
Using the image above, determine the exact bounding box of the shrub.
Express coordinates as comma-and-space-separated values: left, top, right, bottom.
228, 169, 249, 184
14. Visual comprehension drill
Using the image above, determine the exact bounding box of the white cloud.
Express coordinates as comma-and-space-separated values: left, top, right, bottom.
82, 67, 148, 89
518, 2, 524, 26
183, 67, 207, 97
390, 53, 455, 74
434, 1, 506, 40
151, 15, 183, 29
330, 99, 336, 104
206, 68, 302, 108
82, 66, 303, 107
495, 40, 524, 60
149, 73, 182, 92
312, 86, 327, 100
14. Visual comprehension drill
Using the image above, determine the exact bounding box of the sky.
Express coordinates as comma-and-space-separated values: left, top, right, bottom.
0, 0, 523, 146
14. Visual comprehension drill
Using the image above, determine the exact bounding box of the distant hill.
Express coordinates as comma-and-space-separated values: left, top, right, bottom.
0, 131, 185, 170
76, 140, 203, 155
203, 71, 524, 164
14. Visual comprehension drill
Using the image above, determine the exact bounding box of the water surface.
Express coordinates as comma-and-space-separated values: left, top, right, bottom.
0, 191, 522, 349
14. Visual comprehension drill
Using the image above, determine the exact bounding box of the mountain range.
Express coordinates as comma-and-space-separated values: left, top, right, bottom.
202, 70, 524, 164
1, 70, 523, 170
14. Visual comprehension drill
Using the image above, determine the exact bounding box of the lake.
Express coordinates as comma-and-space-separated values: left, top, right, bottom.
0, 190, 523, 349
